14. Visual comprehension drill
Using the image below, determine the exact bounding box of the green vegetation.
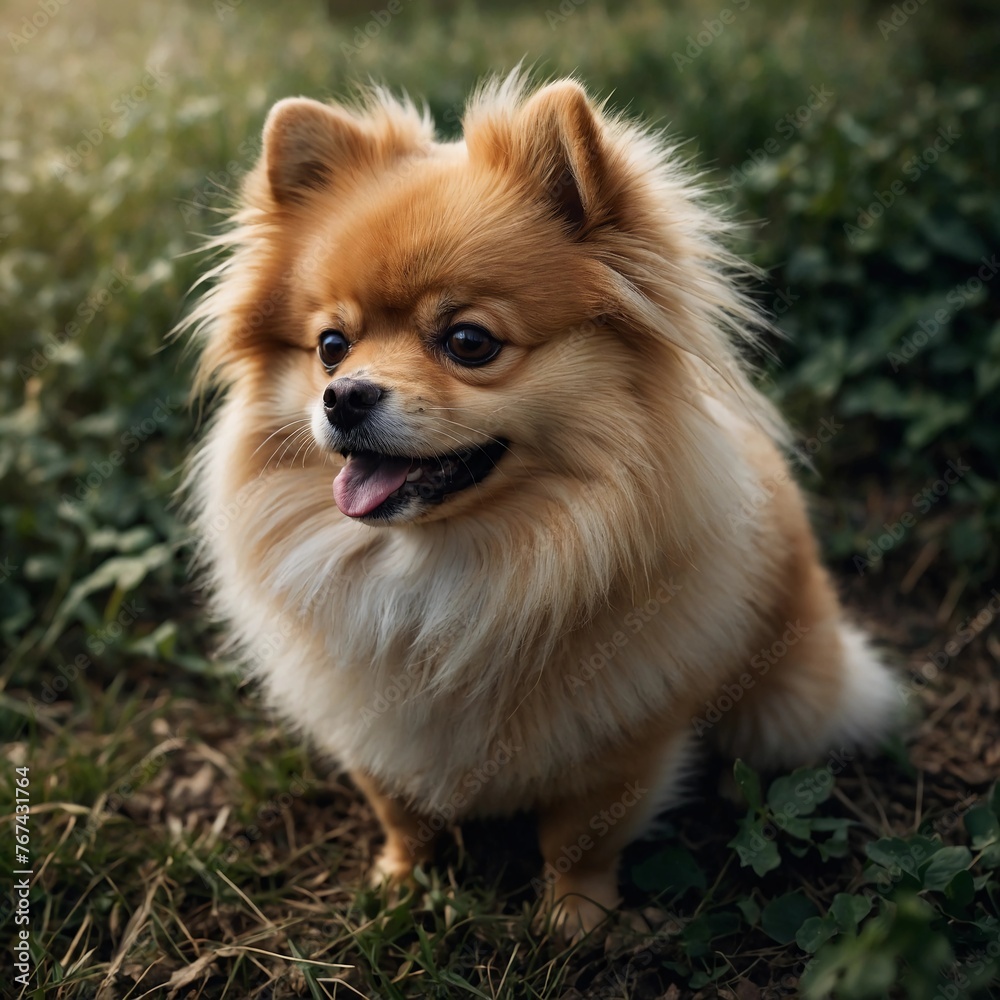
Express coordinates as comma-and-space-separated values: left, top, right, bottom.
1, 0, 997, 996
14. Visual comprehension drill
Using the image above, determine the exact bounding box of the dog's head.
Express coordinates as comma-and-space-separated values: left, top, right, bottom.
293, 81, 611, 523
196, 78, 777, 529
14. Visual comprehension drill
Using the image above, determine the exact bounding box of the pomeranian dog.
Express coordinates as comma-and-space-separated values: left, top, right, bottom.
186, 75, 898, 936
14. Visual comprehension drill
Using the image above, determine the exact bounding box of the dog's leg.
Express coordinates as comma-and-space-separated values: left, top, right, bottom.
351, 770, 438, 885
535, 732, 690, 939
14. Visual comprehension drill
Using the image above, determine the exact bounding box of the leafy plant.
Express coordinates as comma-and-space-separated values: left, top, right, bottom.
801, 779, 1000, 999
728, 759, 856, 876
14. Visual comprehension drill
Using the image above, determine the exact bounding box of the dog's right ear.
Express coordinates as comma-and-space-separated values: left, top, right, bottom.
262, 98, 373, 204
465, 80, 619, 239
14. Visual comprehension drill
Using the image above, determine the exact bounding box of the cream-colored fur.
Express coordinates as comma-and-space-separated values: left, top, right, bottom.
183, 74, 898, 937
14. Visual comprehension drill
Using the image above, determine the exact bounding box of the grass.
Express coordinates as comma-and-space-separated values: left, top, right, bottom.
1, 0, 998, 997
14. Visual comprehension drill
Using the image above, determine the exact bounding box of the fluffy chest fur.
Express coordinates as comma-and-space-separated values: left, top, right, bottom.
196, 389, 771, 816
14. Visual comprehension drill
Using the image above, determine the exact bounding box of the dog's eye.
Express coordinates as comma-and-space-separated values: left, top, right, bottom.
442, 324, 501, 366
317, 329, 350, 370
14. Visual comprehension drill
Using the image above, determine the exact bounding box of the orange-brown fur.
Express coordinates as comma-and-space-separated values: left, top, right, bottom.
184, 75, 897, 937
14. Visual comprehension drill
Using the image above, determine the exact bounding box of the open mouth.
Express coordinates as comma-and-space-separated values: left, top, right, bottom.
333, 439, 508, 520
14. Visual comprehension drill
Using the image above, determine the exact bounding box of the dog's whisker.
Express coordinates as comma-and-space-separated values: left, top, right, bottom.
291, 431, 320, 469
251, 418, 312, 461
280, 427, 318, 471
264, 425, 315, 472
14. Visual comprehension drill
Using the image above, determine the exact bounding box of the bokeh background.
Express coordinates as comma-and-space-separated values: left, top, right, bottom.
1, 1, 998, 997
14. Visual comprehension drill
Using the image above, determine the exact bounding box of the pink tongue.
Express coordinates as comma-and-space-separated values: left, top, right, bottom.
333, 454, 412, 518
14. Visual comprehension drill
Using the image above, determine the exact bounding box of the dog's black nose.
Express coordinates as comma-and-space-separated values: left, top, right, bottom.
323, 378, 385, 431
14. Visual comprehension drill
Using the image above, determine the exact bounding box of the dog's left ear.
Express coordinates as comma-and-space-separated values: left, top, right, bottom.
262, 98, 376, 204
469, 81, 616, 237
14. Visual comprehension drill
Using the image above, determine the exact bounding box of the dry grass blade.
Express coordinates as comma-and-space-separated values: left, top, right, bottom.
96, 875, 165, 999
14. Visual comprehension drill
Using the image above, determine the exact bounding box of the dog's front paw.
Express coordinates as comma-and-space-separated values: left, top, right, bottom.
368, 848, 417, 888
535, 870, 619, 943
546, 895, 613, 943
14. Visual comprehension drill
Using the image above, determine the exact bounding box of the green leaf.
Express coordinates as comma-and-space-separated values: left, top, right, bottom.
773, 813, 814, 840
865, 836, 939, 877
920, 846, 972, 891
796, 914, 839, 952
903, 399, 970, 450
830, 892, 872, 933
964, 805, 1000, 849
811, 818, 854, 861
439, 971, 492, 998
736, 896, 760, 927
808, 817, 855, 834
816, 837, 851, 862
688, 967, 727, 988
414, 922, 436, 969
631, 845, 706, 894
767, 768, 836, 817
761, 892, 819, 945
38, 544, 171, 651
920, 214, 988, 262
729, 816, 781, 876
681, 914, 714, 959
733, 759, 762, 810
839, 377, 910, 418
287, 938, 326, 1000
125, 620, 176, 660
943, 868, 975, 911
838, 952, 898, 996
980, 844, 1000, 870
